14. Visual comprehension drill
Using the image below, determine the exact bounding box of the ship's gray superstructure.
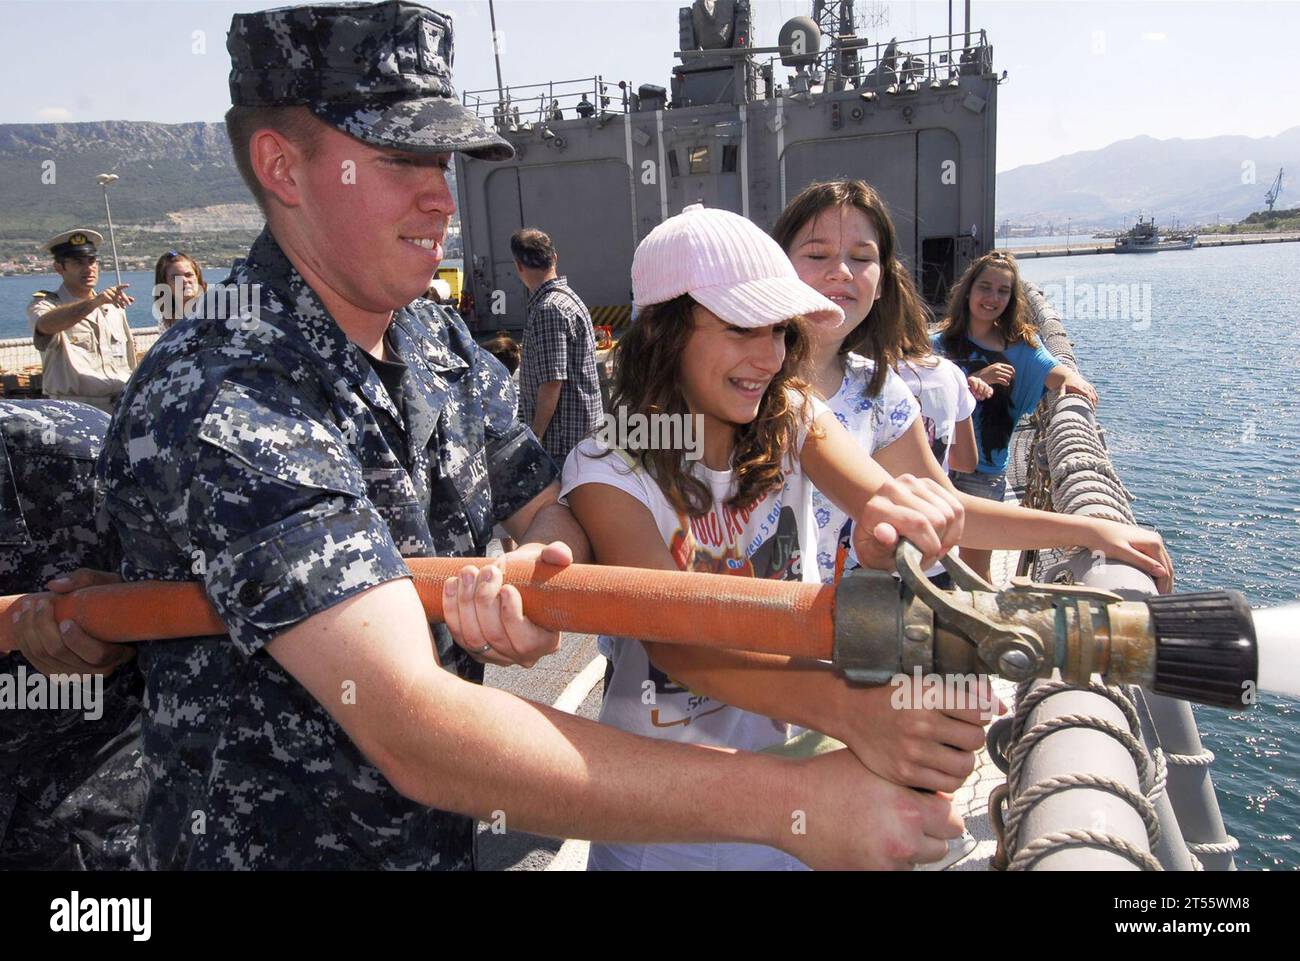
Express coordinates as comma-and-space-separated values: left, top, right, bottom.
454, 1, 1000, 332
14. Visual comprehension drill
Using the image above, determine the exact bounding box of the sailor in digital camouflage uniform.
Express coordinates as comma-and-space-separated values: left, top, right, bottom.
0, 400, 143, 869
26, 230, 138, 413
98, 1, 564, 871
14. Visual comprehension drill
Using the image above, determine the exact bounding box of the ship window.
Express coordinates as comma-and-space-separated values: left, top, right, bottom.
667, 149, 681, 178
721, 144, 738, 173
688, 145, 710, 174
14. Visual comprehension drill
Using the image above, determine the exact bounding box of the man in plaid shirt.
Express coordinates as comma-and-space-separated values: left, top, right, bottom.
512, 228, 602, 464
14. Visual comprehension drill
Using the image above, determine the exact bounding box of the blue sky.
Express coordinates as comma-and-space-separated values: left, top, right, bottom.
2, 0, 1297, 171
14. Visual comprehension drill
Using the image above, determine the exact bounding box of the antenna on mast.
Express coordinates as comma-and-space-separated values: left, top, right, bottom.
488, 0, 508, 118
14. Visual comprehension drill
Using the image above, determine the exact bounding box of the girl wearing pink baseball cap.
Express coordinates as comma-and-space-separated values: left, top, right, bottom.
560, 204, 971, 871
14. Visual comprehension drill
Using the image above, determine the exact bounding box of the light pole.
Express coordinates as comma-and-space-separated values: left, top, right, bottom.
1066, 217, 1071, 251
96, 173, 123, 288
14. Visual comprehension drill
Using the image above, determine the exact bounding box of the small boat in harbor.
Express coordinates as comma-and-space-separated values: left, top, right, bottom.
1115, 214, 1198, 252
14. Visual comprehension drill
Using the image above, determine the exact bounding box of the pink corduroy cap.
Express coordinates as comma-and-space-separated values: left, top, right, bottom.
631, 203, 845, 328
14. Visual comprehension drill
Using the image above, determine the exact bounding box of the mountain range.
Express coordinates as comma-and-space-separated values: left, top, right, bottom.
0, 121, 457, 244
995, 126, 1300, 228
0, 122, 251, 240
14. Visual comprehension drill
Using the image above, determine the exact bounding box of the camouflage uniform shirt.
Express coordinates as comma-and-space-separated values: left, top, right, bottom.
0, 400, 143, 869
99, 228, 557, 870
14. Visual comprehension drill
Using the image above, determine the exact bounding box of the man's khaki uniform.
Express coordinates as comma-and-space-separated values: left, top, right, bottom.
26, 285, 138, 413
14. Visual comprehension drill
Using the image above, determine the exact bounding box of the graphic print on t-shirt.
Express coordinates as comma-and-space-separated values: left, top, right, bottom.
560, 424, 821, 755
921, 412, 949, 467
669, 502, 803, 581
650, 502, 803, 727
646, 660, 728, 728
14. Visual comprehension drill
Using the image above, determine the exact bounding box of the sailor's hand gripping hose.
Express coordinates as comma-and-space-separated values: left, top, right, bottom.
0, 547, 1291, 708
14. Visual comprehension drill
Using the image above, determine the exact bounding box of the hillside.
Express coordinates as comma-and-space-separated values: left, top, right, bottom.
0, 121, 460, 272
996, 127, 1300, 228
0, 122, 250, 240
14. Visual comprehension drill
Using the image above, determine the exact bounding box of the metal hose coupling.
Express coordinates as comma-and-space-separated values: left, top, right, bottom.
831, 543, 1257, 709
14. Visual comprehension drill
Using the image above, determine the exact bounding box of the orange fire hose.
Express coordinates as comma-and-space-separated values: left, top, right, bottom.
0, 559, 835, 659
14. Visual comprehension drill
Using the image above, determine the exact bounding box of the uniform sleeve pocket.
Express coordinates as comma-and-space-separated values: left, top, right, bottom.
205, 504, 411, 655
198, 379, 365, 498
194, 380, 410, 653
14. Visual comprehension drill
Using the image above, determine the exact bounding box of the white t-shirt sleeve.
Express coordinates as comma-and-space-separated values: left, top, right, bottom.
947, 358, 977, 421
559, 437, 653, 510
875, 368, 920, 451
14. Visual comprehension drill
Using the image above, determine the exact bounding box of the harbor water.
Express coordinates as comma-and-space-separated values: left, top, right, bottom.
1018, 243, 1300, 870
1, 270, 179, 339
1, 242, 1297, 869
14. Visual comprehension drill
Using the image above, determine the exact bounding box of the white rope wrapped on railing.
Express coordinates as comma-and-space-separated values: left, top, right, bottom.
990, 678, 1165, 871
990, 285, 1189, 870
1021, 282, 1137, 526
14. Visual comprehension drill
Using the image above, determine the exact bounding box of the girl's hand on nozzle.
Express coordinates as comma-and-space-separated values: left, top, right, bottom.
854, 474, 965, 572
826, 678, 1006, 794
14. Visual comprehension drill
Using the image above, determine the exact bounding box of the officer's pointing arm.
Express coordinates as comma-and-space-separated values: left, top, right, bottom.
30, 294, 112, 338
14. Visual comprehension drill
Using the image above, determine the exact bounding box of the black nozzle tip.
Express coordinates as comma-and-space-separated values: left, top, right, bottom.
1147, 590, 1257, 710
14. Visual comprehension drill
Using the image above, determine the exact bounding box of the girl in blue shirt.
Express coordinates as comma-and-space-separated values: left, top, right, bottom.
934, 250, 1098, 581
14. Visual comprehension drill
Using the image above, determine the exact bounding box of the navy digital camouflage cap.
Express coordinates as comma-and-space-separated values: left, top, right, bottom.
227, 1, 513, 161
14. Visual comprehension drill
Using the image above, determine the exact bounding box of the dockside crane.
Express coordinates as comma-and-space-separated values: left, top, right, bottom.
1265, 167, 1284, 213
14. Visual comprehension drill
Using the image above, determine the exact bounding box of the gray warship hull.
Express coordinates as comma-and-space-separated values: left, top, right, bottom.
454, 10, 999, 330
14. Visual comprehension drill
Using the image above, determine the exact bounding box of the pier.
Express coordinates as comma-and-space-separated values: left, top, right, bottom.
1011, 231, 1300, 259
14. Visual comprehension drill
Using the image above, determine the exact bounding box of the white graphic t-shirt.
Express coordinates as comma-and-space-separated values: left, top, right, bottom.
897, 356, 977, 474
809, 353, 919, 584
559, 393, 829, 871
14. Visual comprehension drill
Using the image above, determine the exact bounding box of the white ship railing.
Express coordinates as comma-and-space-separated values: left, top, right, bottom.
463, 76, 625, 127
0, 328, 163, 387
